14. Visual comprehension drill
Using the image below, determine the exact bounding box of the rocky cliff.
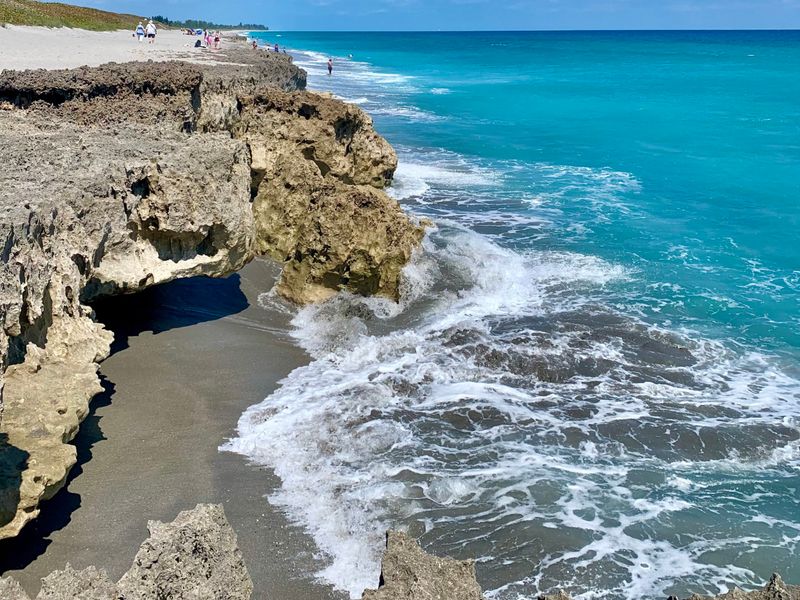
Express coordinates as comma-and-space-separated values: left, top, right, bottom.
0, 48, 424, 539
0, 503, 253, 599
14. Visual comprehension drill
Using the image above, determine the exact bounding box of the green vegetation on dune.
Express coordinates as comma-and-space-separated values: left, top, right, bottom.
0, 0, 268, 31
0, 0, 146, 30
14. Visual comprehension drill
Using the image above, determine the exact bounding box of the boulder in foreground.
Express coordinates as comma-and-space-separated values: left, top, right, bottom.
118, 503, 253, 600
0, 503, 253, 600
362, 531, 485, 600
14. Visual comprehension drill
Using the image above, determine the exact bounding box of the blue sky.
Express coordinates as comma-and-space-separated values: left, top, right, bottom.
78, 0, 800, 30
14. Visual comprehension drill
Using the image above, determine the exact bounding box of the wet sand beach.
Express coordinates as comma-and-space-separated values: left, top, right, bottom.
0, 259, 346, 600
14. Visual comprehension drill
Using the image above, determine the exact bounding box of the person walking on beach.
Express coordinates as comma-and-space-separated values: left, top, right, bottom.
327, 58, 333, 76
214, 31, 221, 50
135, 22, 145, 42
145, 20, 157, 44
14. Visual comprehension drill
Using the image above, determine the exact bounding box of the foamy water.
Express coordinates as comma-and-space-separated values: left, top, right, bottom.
227, 32, 800, 599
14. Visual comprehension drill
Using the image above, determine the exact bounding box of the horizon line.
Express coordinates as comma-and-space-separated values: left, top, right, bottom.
257, 27, 800, 33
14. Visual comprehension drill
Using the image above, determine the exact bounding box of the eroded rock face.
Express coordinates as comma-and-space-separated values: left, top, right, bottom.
362, 531, 485, 600
0, 504, 252, 600
241, 89, 423, 303
0, 48, 423, 538
0, 113, 255, 538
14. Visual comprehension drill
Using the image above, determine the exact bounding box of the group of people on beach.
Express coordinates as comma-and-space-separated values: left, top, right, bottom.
134, 20, 157, 44
202, 31, 222, 50
133, 22, 223, 49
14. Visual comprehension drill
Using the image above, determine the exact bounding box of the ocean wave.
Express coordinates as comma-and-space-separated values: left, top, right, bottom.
291, 49, 419, 94
370, 105, 445, 122
223, 222, 800, 600
389, 155, 501, 201
387, 146, 640, 249
228, 36, 800, 600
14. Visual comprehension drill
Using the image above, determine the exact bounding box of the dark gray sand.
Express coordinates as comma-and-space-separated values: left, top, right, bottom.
0, 259, 348, 600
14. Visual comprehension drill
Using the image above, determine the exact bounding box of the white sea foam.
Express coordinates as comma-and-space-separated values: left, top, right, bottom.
371, 105, 445, 122
225, 40, 800, 600
224, 217, 800, 599
335, 95, 370, 105
389, 159, 500, 201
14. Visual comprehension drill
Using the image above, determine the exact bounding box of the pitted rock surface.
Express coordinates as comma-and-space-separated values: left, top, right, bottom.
362, 531, 485, 600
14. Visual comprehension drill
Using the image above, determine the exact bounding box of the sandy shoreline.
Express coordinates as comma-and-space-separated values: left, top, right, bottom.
0, 260, 346, 599
0, 26, 234, 70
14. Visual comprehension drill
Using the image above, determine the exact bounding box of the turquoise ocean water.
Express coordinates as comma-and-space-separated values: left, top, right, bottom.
228, 31, 800, 600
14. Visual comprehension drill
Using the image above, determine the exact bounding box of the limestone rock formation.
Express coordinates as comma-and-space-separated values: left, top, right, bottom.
0, 576, 31, 600
362, 531, 485, 600
232, 85, 423, 304
0, 114, 255, 538
0, 48, 423, 538
37, 566, 118, 600
0, 504, 253, 600
118, 503, 253, 600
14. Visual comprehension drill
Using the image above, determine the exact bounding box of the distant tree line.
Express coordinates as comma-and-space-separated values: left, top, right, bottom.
151, 15, 268, 30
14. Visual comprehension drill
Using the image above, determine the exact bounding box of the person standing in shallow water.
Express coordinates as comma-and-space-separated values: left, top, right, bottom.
327, 58, 333, 76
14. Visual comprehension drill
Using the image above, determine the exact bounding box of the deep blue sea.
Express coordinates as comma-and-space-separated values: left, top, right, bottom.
228, 31, 800, 600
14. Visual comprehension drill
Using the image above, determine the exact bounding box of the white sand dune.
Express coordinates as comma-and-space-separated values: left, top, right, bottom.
0, 25, 231, 70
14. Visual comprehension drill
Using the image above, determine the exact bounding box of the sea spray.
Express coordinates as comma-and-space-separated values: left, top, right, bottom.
232, 30, 800, 599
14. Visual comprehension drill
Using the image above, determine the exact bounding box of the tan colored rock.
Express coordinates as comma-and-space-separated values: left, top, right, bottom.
0, 576, 32, 600
241, 88, 398, 188
362, 531, 485, 600
1, 316, 112, 537
118, 504, 253, 600
242, 89, 423, 304
37, 565, 117, 600
274, 183, 424, 304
